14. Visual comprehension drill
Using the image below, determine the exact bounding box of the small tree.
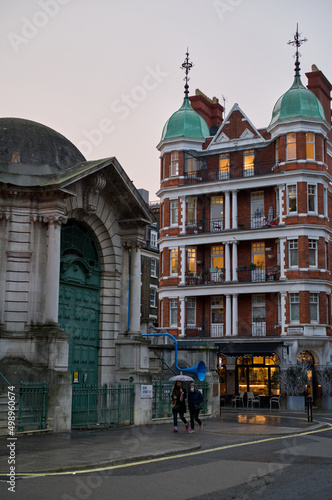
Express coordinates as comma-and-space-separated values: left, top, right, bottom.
280, 365, 309, 396
316, 367, 332, 396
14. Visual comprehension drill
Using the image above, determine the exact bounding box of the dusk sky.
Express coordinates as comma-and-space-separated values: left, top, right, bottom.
1, 0, 331, 200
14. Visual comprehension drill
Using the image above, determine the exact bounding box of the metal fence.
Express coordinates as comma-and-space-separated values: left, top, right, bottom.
152, 381, 209, 419
71, 384, 135, 428
18, 382, 48, 431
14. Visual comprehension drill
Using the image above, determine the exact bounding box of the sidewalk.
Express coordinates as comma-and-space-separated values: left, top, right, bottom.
0, 409, 331, 475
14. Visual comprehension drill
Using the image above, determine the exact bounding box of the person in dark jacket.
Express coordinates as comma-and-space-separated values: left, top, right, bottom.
171, 381, 188, 432
188, 383, 204, 433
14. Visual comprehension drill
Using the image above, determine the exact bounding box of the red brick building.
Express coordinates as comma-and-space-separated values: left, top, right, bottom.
156, 48, 332, 402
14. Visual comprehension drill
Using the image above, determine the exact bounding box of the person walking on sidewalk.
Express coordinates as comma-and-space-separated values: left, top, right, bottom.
171, 381, 189, 433
188, 383, 204, 433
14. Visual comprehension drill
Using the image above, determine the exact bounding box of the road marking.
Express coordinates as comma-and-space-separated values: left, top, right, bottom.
11, 423, 332, 478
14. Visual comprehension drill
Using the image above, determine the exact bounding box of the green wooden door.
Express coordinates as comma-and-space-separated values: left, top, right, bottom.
58, 221, 101, 386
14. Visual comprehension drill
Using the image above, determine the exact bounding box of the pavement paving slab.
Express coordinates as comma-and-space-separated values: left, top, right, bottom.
0, 410, 330, 475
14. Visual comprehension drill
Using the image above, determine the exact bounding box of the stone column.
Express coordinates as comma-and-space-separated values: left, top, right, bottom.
232, 294, 238, 336
128, 241, 143, 334
44, 216, 67, 324
280, 292, 287, 336
232, 241, 238, 281
226, 294, 231, 336
180, 196, 186, 234
224, 191, 230, 230
180, 246, 186, 285
225, 242, 231, 281
232, 190, 238, 229
279, 237, 286, 280
179, 297, 186, 338
278, 185, 285, 225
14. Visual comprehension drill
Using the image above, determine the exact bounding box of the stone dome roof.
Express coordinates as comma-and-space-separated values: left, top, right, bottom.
269, 76, 326, 127
161, 98, 210, 140
0, 117, 85, 171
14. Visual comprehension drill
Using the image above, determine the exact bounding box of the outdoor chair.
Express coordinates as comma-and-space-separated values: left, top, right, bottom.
231, 391, 244, 407
247, 392, 260, 408
269, 395, 281, 410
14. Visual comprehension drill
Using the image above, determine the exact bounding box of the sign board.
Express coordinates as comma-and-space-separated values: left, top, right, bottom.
73, 372, 79, 383
141, 385, 153, 399
287, 327, 304, 335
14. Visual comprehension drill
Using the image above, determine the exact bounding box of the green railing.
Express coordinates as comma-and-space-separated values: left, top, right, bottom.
18, 382, 48, 431
152, 381, 209, 419
71, 384, 135, 428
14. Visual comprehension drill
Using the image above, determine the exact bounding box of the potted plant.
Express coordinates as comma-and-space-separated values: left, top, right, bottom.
280, 365, 309, 410
316, 367, 332, 410
249, 262, 256, 270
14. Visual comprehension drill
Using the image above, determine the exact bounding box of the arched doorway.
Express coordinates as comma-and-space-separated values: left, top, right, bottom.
297, 350, 316, 403
58, 220, 101, 386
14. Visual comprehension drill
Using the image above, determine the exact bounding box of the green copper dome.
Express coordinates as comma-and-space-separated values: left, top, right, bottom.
161, 98, 210, 140
269, 76, 326, 127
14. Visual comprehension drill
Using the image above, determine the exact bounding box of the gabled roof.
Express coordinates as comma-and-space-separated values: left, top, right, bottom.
208, 103, 265, 149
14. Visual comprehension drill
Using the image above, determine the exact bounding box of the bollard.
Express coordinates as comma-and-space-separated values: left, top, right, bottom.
307, 395, 313, 422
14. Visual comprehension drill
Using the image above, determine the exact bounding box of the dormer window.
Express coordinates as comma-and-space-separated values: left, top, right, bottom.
171, 151, 179, 176
287, 133, 296, 160
306, 132, 315, 159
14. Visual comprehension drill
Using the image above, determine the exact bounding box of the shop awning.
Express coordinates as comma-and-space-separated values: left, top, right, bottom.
216, 341, 283, 356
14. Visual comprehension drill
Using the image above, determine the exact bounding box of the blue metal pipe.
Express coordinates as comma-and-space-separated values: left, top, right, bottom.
141, 332, 206, 380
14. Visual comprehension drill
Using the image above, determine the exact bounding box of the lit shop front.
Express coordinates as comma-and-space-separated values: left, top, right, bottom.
217, 342, 282, 398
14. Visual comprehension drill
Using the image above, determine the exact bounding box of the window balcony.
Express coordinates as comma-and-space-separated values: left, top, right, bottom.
237, 266, 280, 283
185, 268, 226, 286
237, 215, 277, 230
183, 160, 275, 186
238, 322, 281, 337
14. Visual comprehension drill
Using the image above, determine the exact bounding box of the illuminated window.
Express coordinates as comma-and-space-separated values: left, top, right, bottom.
187, 298, 196, 326
187, 248, 196, 275
171, 151, 179, 176
187, 198, 197, 225
251, 242, 265, 269
308, 185, 316, 213
310, 293, 319, 323
287, 133, 296, 160
185, 154, 197, 175
309, 239, 317, 267
211, 245, 224, 269
288, 185, 297, 213
290, 293, 299, 322
170, 249, 178, 274
170, 200, 178, 225
306, 132, 315, 160
289, 239, 298, 267
170, 299, 178, 325
219, 153, 230, 180
244, 150, 254, 177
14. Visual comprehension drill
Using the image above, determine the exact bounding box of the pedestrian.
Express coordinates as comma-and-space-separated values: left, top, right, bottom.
188, 383, 204, 433
171, 380, 189, 433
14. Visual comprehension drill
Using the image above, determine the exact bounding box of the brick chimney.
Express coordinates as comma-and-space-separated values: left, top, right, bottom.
189, 89, 224, 135
305, 65, 332, 125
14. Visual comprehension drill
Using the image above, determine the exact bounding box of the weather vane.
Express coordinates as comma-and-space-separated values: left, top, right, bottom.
288, 23, 307, 77
181, 49, 193, 99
